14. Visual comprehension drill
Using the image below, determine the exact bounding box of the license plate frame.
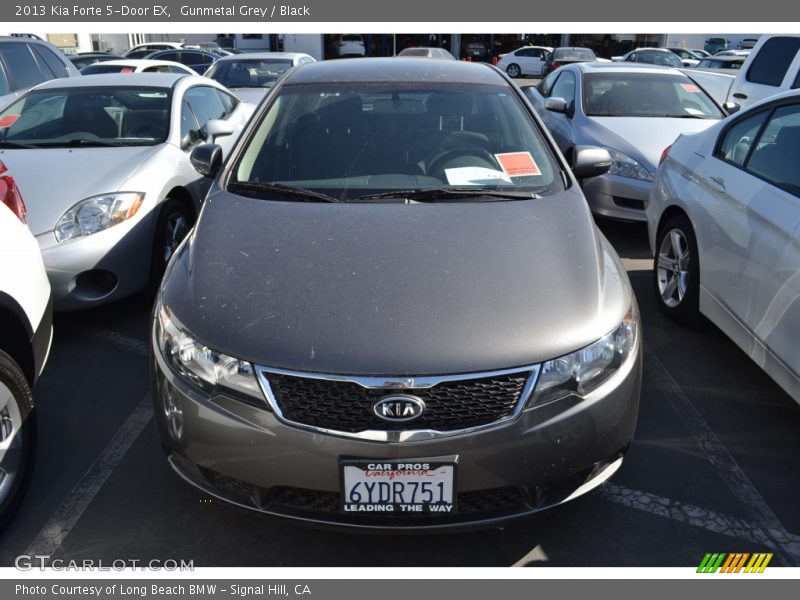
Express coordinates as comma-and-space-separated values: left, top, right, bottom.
340, 456, 458, 515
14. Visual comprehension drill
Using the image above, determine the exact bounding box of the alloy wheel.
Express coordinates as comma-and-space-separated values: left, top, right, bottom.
0, 382, 23, 507
657, 228, 691, 308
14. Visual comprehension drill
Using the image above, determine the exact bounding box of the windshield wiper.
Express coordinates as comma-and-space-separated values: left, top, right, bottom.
0, 139, 39, 149
38, 139, 126, 148
356, 188, 542, 202
228, 181, 341, 203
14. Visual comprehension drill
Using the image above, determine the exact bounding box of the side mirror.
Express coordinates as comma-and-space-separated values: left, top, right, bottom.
571, 146, 612, 179
190, 143, 223, 178
205, 119, 234, 142
545, 97, 568, 113
723, 101, 741, 115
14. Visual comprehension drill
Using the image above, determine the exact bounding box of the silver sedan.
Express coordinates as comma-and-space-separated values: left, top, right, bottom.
525, 63, 725, 221
0, 73, 254, 310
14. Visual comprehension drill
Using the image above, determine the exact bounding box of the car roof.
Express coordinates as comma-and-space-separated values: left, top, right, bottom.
33, 72, 190, 89
283, 57, 504, 85
700, 56, 745, 62
575, 62, 685, 75
214, 52, 311, 62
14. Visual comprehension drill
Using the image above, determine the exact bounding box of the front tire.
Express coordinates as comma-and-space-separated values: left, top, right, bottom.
653, 213, 700, 323
150, 198, 192, 289
0, 350, 36, 531
506, 63, 521, 78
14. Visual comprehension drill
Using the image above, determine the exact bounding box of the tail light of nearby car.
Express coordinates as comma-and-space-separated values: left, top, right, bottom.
551, 62, 561, 71
0, 161, 26, 224
659, 144, 673, 166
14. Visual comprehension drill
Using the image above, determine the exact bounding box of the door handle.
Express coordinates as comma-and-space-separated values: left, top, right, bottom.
708, 176, 726, 193
732, 93, 748, 100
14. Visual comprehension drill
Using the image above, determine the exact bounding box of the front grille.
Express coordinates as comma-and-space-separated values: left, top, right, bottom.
263, 371, 531, 433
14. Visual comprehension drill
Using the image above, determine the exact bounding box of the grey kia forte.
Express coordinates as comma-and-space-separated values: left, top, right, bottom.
151, 58, 642, 529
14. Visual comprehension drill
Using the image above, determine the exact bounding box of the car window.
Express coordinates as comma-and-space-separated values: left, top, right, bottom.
31, 44, 68, 78
233, 82, 564, 200
746, 37, 800, 86
216, 89, 239, 116
745, 103, 800, 195
157, 52, 179, 62
180, 97, 199, 143
185, 86, 227, 126
207, 58, 293, 88
300, 56, 314, 64
793, 69, 800, 89
169, 65, 189, 74
550, 70, 576, 107
717, 110, 769, 166
0, 63, 10, 95
0, 43, 51, 91
583, 72, 723, 118
537, 71, 559, 96
0, 86, 171, 145
144, 65, 171, 73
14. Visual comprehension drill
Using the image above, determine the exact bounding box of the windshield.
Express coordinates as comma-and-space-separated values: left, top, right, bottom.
583, 73, 724, 118
207, 59, 293, 88
232, 82, 563, 201
81, 64, 139, 74
697, 59, 741, 69
554, 48, 595, 61
0, 87, 171, 147
636, 51, 683, 67
399, 49, 431, 57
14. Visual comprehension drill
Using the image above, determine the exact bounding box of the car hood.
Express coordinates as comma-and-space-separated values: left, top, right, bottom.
589, 116, 717, 169
162, 187, 632, 376
1, 145, 161, 235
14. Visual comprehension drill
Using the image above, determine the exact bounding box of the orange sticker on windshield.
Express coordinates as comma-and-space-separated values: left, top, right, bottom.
681, 83, 700, 93
495, 152, 542, 177
0, 115, 19, 127
121, 67, 135, 73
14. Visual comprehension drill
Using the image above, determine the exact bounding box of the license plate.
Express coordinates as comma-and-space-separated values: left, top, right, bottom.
341, 459, 456, 515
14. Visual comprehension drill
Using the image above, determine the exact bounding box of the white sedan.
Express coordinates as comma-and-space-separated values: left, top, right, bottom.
80, 59, 196, 76
496, 46, 552, 78
0, 73, 254, 310
648, 89, 800, 403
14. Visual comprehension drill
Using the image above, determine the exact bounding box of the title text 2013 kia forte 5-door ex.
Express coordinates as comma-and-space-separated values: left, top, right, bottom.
151, 58, 642, 529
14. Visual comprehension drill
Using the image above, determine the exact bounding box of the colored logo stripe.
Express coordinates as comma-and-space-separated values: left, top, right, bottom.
697, 552, 773, 573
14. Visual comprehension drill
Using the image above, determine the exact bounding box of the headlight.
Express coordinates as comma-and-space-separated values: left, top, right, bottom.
606, 148, 653, 182
156, 304, 264, 403
529, 305, 638, 407
54, 192, 144, 243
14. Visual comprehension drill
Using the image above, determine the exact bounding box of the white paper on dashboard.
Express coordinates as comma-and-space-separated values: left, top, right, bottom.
444, 167, 513, 186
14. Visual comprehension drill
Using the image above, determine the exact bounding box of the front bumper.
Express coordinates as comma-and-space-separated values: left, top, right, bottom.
151, 335, 642, 530
582, 173, 653, 222
36, 217, 153, 311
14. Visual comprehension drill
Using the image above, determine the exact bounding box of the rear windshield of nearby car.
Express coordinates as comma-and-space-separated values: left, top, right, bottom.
636, 51, 683, 67
233, 82, 563, 201
697, 59, 742, 69
0, 86, 172, 147
582, 73, 724, 118
81, 64, 138, 75
399, 49, 431, 57
554, 48, 595, 61
206, 59, 294, 88
746, 37, 800, 86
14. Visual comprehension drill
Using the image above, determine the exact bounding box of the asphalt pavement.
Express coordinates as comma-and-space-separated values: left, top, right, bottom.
1, 217, 798, 567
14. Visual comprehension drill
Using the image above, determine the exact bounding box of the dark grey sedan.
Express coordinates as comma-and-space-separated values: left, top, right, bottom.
151, 58, 642, 529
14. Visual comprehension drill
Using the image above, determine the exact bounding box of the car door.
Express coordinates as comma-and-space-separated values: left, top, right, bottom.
731, 36, 800, 107
537, 69, 577, 154
698, 100, 800, 376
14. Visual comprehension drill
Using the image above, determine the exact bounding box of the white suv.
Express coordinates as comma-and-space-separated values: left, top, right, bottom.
0, 161, 52, 529
728, 35, 800, 108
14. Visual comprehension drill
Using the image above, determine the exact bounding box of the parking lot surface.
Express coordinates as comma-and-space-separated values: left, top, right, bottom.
0, 217, 799, 568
